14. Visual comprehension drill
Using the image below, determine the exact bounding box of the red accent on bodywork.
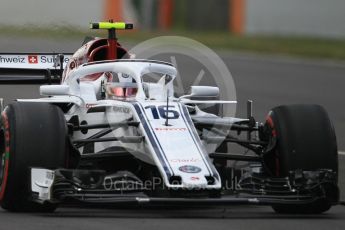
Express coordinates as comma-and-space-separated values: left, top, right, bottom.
62, 38, 129, 83
89, 45, 108, 62
108, 38, 117, 60
80, 73, 104, 82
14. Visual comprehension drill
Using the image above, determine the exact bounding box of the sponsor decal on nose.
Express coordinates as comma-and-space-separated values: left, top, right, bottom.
170, 158, 200, 163
178, 165, 202, 173
28, 55, 38, 64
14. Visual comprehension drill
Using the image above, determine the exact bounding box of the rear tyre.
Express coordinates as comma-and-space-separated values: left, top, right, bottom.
264, 104, 338, 214
0, 102, 68, 212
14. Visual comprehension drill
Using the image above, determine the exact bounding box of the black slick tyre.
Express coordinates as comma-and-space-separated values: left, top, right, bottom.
264, 104, 338, 214
0, 102, 68, 212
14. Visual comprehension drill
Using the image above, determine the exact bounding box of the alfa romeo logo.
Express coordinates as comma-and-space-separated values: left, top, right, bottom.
178, 165, 202, 174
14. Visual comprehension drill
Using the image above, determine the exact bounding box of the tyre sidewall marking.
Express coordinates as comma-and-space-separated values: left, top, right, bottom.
266, 114, 280, 176
0, 112, 10, 201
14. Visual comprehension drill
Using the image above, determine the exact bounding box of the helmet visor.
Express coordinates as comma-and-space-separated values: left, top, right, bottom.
106, 82, 138, 99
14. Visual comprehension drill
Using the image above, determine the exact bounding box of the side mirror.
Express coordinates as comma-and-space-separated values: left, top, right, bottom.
190, 86, 219, 97
40, 85, 70, 96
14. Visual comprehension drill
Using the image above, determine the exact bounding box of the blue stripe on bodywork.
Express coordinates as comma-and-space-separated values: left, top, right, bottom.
132, 102, 172, 178
137, 104, 173, 171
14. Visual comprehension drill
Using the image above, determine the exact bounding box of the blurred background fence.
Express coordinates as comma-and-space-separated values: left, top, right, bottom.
1, 0, 345, 39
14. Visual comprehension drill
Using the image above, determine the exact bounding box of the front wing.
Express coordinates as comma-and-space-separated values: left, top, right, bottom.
30, 167, 338, 207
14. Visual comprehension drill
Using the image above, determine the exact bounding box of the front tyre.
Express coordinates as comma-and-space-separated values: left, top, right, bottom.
0, 102, 68, 212
263, 104, 338, 214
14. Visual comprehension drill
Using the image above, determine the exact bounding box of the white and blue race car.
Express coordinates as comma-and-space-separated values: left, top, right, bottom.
0, 22, 339, 214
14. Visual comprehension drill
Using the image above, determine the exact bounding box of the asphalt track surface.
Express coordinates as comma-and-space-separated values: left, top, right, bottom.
0, 37, 345, 229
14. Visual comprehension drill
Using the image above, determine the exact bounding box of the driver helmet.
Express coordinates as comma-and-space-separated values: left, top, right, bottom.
106, 73, 138, 100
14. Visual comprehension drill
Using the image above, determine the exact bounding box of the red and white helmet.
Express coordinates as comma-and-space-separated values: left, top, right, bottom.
106, 73, 137, 100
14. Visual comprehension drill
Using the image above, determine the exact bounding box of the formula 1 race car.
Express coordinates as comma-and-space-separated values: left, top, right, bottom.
0, 22, 339, 213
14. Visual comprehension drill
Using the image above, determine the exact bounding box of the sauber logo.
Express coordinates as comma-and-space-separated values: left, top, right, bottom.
190, 177, 200, 181
28, 55, 38, 64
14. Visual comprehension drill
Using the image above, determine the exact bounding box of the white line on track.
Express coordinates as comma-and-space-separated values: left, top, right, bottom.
338, 151, 345, 156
